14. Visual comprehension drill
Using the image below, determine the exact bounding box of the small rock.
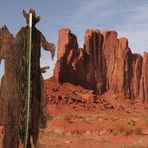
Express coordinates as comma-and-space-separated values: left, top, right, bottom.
64, 140, 72, 144
141, 129, 148, 135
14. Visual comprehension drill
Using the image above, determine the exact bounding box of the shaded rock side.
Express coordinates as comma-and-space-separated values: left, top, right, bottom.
54, 28, 79, 84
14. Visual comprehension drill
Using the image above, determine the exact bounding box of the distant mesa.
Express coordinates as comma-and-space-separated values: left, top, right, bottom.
53, 28, 148, 102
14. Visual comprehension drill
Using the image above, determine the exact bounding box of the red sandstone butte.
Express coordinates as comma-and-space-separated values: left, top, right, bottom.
53, 28, 148, 102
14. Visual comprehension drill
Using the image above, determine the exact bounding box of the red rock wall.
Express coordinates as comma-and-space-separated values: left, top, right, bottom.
130, 54, 143, 100
139, 53, 148, 102
101, 31, 132, 97
54, 28, 148, 102
54, 28, 79, 84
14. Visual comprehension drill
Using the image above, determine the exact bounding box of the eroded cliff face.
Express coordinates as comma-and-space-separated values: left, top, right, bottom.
54, 28, 148, 102
139, 53, 148, 102
54, 28, 79, 84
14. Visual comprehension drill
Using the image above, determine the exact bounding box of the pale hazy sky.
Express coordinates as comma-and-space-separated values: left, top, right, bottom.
0, 0, 148, 79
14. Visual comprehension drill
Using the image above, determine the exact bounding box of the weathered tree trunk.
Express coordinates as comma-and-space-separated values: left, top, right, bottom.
1, 27, 20, 148
0, 26, 14, 126
40, 74, 48, 129
0, 11, 55, 146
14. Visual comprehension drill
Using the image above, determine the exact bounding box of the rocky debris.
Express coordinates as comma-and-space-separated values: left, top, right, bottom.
46, 78, 148, 113
46, 77, 115, 111
54, 28, 148, 102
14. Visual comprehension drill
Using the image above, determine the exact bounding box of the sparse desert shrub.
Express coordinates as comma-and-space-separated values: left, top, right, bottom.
64, 115, 73, 123
134, 127, 142, 135
47, 113, 53, 120
117, 125, 142, 136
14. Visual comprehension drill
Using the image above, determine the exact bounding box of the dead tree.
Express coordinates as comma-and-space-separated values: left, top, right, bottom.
0, 25, 14, 126
1, 9, 55, 148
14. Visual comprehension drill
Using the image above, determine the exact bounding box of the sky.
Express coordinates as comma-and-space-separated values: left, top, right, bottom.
0, 0, 148, 79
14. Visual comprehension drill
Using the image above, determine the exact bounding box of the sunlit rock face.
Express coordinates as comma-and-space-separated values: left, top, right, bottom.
139, 53, 148, 102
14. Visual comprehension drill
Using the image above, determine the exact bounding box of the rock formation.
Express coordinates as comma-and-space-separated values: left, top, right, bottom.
54, 28, 148, 102
54, 28, 79, 84
130, 54, 143, 100
139, 53, 148, 102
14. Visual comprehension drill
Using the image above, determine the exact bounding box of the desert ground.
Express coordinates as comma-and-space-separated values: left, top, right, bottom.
37, 103, 148, 148
0, 79, 148, 148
